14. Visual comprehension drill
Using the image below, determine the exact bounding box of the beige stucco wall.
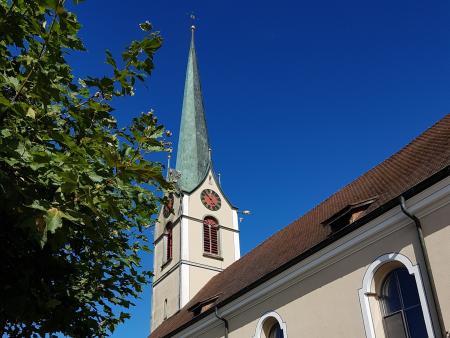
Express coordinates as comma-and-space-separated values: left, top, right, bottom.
151, 266, 180, 330
422, 201, 450, 332
189, 265, 221, 302
176, 180, 449, 338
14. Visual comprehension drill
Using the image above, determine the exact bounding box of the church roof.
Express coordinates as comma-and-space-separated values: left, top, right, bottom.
175, 27, 211, 193
150, 114, 450, 337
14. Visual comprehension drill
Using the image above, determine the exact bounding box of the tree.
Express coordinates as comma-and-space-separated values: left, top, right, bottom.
0, 1, 170, 336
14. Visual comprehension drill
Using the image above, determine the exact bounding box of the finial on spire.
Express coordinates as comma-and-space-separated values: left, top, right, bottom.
189, 13, 196, 32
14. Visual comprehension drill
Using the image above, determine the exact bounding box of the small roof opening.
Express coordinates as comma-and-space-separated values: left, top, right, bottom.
322, 196, 378, 232
187, 295, 220, 316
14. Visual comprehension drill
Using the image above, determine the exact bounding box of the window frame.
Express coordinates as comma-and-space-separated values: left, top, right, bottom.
253, 311, 288, 338
162, 222, 173, 267
202, 216, 220, 256
166, 225, 173, 261
380, 267, 427, 337
358, 253, 435, 338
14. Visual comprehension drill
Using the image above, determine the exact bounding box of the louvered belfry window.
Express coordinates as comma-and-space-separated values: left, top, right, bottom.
203, 217, 219, 255
166, 224, 173, 261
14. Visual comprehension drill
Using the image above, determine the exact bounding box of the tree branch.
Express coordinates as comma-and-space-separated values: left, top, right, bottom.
12, 0, 61, 102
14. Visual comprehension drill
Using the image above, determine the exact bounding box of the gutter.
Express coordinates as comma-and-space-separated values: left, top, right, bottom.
399, 196, 447, 338
214, 306, 229, 338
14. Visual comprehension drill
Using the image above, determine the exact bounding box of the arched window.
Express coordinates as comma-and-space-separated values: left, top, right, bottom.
253, 311, 287, 338
359, 253, 435, 338
203, 216, 219, 255
268, 322, 284, 338
162, 222, 173, 265
166, 225, 173, 261
381, 267, 427, 338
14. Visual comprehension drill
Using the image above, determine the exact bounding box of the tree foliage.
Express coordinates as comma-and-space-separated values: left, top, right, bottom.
0, 1, 170, 336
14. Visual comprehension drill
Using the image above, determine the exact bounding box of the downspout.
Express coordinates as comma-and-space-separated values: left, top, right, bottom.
399, 196, 447, 337
214, 306, 229, 338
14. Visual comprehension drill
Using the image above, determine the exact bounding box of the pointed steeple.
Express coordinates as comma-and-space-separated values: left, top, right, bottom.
176, 26, 211, 192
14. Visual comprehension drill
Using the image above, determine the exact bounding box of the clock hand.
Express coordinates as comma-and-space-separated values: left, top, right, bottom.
207, 193, 217, 203
205, 195, 214, 206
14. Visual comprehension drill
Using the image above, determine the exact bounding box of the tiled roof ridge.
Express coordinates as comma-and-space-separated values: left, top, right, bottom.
150, 113, 450, 338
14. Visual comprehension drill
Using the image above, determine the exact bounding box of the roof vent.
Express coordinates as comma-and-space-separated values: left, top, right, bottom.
187, 295, 220, 316
322, 197, 377, 233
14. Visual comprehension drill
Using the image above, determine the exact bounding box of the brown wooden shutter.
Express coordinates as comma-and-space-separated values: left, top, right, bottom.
203, 217, 218, 254
167, 227, 173, 260
203, 222, 211, 252
210, 225, 218, 255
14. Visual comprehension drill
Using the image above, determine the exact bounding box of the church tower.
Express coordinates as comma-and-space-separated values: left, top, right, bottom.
150, 26, 240, 331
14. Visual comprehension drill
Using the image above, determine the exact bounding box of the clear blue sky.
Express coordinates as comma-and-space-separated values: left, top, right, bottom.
66, 1, 450, 337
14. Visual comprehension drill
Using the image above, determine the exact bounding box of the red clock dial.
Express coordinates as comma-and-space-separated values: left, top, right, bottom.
201, 189, 221, 211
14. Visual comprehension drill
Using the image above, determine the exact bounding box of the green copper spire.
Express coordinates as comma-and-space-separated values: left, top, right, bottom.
175, 26, 211, 192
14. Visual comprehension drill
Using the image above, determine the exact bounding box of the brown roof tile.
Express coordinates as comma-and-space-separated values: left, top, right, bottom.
150, 114, 450, 338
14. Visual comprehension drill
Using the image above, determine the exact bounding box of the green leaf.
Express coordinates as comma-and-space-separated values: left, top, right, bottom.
78, 78, 87, 88
44, 207, 63, 234
88, 172, 105, 183
139, 21, 152, 32
1, 129, 12, 137
26, 107, 36, 119
105, 50, 117, 69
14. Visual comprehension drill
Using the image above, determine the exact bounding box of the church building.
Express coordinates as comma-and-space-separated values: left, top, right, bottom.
150, 27, 450, 338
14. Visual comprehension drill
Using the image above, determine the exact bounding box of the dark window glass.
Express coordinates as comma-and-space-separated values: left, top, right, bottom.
382, 273, 402, 314
397, 268, 420, 309
381, 267, 427, 338
384, 313, 407, 338
405, 306, 427, 338
268, 322, 284, 338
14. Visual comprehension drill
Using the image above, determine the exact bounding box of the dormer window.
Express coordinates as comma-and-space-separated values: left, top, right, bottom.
188, 295, 219, 316
322, 197, 377, 233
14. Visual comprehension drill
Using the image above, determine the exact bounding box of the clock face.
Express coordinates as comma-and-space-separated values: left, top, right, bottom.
163, 193, 174, 218
201, 189, 221, 211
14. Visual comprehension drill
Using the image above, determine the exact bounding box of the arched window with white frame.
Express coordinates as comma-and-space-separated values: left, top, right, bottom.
359, 253, 436, 338
380, 267, 427, 337
203, 216, 219, 255
162, 222, 173, 265
253, 311, 288, 338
